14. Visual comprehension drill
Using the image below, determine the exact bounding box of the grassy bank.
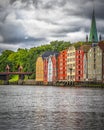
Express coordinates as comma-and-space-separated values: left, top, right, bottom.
0, 80, 4, 85
9, 75, 18, 84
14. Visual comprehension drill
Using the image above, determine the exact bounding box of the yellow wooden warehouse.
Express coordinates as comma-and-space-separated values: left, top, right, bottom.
36, 56, 44, 82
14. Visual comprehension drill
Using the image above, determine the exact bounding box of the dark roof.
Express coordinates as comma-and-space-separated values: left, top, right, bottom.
79, 45, 91, 53
42, 51, 59, 59
98, 41, 104, 51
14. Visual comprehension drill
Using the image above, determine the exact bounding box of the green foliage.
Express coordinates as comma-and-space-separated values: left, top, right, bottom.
0, 80, 4, 85
73, 41, 92, 49
9, 75, 19, 82
50, 41, 71, 51
0, 50, 14, 72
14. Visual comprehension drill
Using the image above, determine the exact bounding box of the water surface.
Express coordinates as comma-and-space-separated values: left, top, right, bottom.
0, 85, 104, 130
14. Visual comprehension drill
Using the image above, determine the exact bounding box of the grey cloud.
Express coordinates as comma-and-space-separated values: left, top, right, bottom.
0, 21, 45, 44
0, 22, 27, 43
63, 0, 104, 20
0, 0, 104, 51
50, 34, 66, 38
53, 26, 82, 34
0, 12, 9, 23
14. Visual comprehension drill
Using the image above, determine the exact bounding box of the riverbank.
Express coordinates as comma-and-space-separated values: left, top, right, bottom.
0, 80, 104, 88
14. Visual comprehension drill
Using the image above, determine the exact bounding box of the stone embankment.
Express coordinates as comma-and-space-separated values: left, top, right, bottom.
0, 80, 104, 87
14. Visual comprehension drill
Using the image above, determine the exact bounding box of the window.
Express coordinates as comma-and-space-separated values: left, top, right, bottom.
94, 64, 96, 69
94, 59, 96, 62
73, 64, 75, 67
78, 71, 80, 75
73, 69, 75, 72
94, 53, 96, 58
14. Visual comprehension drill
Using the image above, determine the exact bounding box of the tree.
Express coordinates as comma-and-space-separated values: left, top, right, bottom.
0, 50, 14, 72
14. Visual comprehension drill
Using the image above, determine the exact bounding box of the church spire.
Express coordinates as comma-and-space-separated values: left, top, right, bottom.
89, 1, 98, 43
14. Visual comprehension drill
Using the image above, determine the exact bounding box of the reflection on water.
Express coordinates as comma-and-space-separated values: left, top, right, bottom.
0, 85, 104, 130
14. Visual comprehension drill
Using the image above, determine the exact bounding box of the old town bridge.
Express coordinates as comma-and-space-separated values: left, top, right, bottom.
0, 65, 33, 84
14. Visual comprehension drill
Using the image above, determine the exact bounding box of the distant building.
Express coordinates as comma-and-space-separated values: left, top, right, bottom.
67, 46, 76, 81
43, 58, 48, 83
75, 45, 91, 81
58, 50, 67, 80
75, 47, 84, 81
42, 51, 58, 83
48, 56, 53, 82
43, 51, 53, 83
83, 45, 91, 81
36, 56, 44, 82
88, 42, 104, 81
52, 54, 58, 82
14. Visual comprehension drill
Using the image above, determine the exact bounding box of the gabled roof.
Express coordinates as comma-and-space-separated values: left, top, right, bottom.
98, 41, 104, 51
80, 45, 91, 53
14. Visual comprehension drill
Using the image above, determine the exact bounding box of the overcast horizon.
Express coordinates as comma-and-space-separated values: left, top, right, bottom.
0, 0, 104, 52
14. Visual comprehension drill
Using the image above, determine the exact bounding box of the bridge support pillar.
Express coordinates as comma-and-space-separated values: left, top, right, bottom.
18, 74, 24, 85
18, 79, 23, 85
3, 74, 9, 85
4, 80, 9, 85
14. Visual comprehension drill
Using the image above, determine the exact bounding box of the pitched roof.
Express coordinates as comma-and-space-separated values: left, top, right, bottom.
98, 41, 104, 51
80, 45, 91, 53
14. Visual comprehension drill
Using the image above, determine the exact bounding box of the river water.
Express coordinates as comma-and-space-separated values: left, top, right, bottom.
0, 85, 104, 130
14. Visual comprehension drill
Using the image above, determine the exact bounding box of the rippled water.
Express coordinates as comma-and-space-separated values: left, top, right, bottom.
0, 85, 104, 130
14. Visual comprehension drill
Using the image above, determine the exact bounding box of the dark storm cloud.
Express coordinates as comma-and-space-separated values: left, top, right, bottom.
63, 0, 104, 20
53, 26, 82, 35
0, 23, 26, 43
0, 0, 104, 51
3, 37, 44, 44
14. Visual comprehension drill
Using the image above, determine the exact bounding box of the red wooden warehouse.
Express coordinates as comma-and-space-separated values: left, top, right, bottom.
75, 47, 84, 81
43, 58, 48, 83
51, 55, 58, 82
58, 50, 67, 80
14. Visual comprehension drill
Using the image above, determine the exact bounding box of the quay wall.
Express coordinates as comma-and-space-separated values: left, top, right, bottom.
0, 80, 104, 87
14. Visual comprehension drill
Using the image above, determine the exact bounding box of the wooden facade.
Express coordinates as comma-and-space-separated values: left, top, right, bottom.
36, 56, 44, 82
75, 45, 91, 81
67, 46, 76, 81
43, 58, 48, 83
48, 56, 53, 82
75, 49, 84, 81
88, 43, 103, 81
52, 55, 58, 82
42, 51, 58, 83
58, 50, 67, 80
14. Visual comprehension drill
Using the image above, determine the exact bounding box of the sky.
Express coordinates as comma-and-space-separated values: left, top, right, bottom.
0, 0, 104, 52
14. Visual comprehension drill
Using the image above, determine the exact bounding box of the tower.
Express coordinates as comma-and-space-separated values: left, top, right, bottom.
89, 1, 98, 43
